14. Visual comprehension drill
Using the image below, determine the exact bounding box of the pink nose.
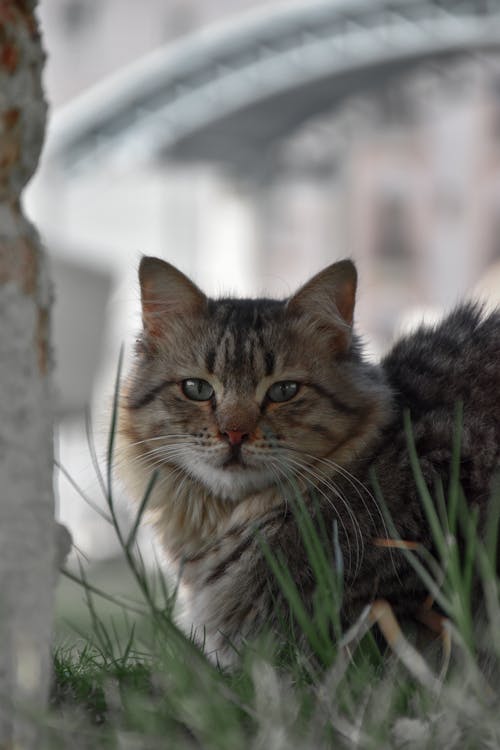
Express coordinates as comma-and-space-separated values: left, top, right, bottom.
224, 429, 248, 446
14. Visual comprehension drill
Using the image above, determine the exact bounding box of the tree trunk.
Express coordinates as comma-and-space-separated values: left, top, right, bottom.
0, 1, 54, 746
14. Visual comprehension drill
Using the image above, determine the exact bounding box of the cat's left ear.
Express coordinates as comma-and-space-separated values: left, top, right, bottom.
139, 256, 207, 338
286, 260, 357, 347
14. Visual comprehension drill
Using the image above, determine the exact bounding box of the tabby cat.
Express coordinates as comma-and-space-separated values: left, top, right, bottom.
118, 256, 500, 666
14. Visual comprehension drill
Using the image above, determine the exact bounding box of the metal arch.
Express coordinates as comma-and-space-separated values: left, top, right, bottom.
46, 0, 500, 174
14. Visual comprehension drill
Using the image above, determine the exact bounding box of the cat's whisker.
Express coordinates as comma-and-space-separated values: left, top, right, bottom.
288, 461, 362, 579
273, 456, 359, 578
301, 457, 400, 581
287, 452, 381, 541
290, 449, 376, 518
132, 454, 189, 474
140, 445, 193, 460
291, 450, 400, 583
262, 460, 291, 519
118, 446, 192, 475
173, 472, 193, 503
122, 434, 199, 450
283, 455, 364, 550
116, 440, 196, 467
240, 448, 359, 575
139, 442, 195, 457
324, 460, 400, 583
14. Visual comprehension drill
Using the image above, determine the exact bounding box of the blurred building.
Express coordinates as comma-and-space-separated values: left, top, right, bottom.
38, 0, 276, 108
265, 59, 500, 351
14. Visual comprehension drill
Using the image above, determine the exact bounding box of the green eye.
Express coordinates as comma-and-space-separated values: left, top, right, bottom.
267, 381, 299, 403
182, 378, 214, 401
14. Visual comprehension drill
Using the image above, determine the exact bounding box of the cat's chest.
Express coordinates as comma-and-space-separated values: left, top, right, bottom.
173, 520, 265, 664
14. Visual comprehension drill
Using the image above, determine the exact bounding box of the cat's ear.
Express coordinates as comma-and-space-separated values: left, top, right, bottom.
139, 256, 207, 338
286, 260, 357, 347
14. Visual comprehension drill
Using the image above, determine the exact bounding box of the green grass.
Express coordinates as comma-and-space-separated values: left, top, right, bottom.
45, 371, 500, 749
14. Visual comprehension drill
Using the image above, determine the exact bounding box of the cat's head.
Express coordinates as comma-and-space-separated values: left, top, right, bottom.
119, 257, 391, 502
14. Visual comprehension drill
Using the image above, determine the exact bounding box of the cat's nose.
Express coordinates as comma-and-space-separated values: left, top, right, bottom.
223, 429, 249, 446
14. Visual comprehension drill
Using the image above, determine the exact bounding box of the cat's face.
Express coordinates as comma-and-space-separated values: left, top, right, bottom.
120, 258, 390, 501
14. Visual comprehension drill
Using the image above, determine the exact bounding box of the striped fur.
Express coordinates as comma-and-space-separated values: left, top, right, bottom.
117, 258, 500, 666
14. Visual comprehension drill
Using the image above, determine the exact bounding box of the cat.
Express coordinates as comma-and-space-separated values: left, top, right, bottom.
117, 256, 500, 667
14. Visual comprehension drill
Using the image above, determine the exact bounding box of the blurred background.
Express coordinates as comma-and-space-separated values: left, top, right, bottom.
23, 1, 500, 605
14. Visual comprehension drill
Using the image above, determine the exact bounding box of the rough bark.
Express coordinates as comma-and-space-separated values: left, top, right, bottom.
0, 1, 54, 746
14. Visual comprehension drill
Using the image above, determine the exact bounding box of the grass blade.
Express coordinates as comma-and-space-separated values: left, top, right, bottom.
125, 469, 159, 552
403, 410, 447, 559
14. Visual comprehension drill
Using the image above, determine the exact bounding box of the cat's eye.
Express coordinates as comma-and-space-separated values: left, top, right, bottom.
182, 378, 214, 401
267, 381, 299, 403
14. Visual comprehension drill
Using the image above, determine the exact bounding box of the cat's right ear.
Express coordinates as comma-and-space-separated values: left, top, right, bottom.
286, 260, 357, 350
139, 256, 207, 338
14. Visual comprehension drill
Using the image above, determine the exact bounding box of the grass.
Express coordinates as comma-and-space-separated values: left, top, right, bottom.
45, 371, 500, 749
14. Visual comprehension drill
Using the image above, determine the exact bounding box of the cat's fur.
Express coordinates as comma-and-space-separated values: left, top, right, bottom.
118, 257, 500, 666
